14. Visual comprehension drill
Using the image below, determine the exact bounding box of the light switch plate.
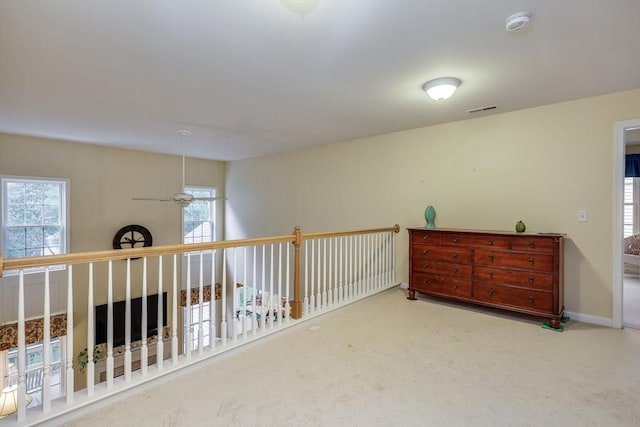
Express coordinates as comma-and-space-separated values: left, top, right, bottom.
577, 210, 588, 222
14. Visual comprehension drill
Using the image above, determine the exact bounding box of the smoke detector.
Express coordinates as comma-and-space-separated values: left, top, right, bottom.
505, 12, 531, 32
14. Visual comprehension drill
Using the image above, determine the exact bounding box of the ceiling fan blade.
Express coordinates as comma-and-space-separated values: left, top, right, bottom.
192, 197, 228, 201
132, 197, 174, 202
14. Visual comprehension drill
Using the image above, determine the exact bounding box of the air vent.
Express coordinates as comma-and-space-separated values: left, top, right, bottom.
467, 105, 498, 114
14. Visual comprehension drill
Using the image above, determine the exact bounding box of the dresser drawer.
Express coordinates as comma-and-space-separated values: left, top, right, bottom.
473, 282, 553, 312
473, 266, 553, 291
411, 230, 441, 245
413, 259, 472, 279
411, 273, 472, 298
411, 246, 472, 263
511, 236, 556, 254
474, 249, 553, 272
442, 233, 510, 249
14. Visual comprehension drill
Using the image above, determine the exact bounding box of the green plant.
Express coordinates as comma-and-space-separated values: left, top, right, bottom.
77, 346, 102, 373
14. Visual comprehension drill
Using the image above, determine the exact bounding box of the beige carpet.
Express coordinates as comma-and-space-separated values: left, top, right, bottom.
624, 274, 640, 328
58, 287, 640, 427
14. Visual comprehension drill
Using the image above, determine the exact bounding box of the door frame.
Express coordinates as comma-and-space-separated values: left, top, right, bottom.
613, 119, 640, 328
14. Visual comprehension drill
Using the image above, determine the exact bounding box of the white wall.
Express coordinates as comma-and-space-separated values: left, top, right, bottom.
225, 89, 640, 320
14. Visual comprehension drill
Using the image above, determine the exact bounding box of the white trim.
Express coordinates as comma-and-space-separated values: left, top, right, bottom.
613, 119, 640, 329
564, 311, 613, 328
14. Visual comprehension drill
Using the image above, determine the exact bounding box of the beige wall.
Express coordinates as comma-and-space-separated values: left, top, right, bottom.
0, 133, 226, 387
225, 89, 640, 321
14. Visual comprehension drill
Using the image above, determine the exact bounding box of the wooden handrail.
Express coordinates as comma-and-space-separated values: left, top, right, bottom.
0, 234, 296, 275
302, 224, 400, 240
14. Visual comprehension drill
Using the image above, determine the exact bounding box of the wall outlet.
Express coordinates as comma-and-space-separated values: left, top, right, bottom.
577, 210, 588, 222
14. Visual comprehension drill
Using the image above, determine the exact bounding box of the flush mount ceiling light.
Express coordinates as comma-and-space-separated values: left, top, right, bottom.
281, 0, 319, 17
422, 77, 462, 101
505, 12, 531, 32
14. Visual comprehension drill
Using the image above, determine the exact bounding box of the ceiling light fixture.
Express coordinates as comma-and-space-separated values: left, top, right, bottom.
281, 0, 319, 17
422, 77, 462, 101
505, 12, 531, 32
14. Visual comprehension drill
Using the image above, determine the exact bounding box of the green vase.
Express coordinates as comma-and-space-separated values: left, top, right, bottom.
515, 220, 526, 233
425, 205, 436, 229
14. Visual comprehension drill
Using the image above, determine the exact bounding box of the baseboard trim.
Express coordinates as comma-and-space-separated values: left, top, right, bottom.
564, 311, 614, 328
399, 282, 409, 290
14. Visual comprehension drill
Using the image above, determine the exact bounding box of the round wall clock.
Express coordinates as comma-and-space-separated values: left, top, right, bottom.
112, 224, 153, 250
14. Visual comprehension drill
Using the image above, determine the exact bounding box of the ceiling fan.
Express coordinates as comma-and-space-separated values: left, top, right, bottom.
133, 130, 226, 208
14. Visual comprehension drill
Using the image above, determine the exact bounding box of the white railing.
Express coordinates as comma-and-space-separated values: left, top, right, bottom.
0, 225, 399, 425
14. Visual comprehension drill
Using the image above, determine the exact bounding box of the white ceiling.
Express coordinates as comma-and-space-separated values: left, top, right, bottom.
1, 0, 639, 161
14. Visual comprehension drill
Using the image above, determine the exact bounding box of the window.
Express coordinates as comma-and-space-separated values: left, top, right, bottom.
1, 176, 68, 261
624, 177, 639, 238
183, 302, 211, 352
182, 187, 217, 244
3, 338, 64, 404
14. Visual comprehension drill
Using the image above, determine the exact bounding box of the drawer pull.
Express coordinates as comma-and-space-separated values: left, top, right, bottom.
422, 263, 429, 269
452, 252, 458, 258
528, 258, 534, 265
488, 289, 494, 296
488, 255, 494, 261
422, 279, 429, 284
488, 272, 494, 278
452, 268, 459, 273
488, 240, 494, 246
528, 296, 534, 303
422, 249, 428, 255
423, 235, 428, 240
453, 237, 459, 243
529, 276, 534, 283
529, 242, 535, 248
452, 284, 458, 290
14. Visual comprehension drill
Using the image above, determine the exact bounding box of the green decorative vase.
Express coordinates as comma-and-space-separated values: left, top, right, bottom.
425, 205, 436, 229
515, 220, 526, 233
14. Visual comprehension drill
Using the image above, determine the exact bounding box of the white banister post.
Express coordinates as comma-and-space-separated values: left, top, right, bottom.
232, 249, 238, 340
171, 254, 177, 366
310, 240, 316, 313
158, 255, 165, 368
277, 243, 282, 322
198, 252, 204, 354
42, 267, 51, 412
260, 246, 266, 332
66, 265, 74, 403
17, 271, 27, 421
304, 241, 309, 315
269, 244, 274, 328
251, 246, 257, 334
242, 247, 248, 338
124, 258, 132, 382
211, 250, 217, 348
186, 252, 192, 359
141, 257, 148, 375
285, 242, 290, 322
107, 261, 114, 388
328, 238, 333, 307
221, 249, 227, 345
86, 263, 95, 396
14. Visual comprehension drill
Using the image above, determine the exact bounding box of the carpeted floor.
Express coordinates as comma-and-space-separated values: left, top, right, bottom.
624, 274, 640, 328
60, 287, 640, 427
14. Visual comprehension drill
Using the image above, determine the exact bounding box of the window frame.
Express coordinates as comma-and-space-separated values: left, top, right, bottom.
182, 186, 217, 246
623, 177, 640, 238
0, 175, 70, 275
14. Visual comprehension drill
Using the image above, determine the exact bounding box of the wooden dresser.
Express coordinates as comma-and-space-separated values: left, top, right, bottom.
408, 228, 564, 328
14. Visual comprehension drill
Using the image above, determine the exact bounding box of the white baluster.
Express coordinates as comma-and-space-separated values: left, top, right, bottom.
170, 254, 177, 365
285, 242, 291, 322
268, 244, 274, 328
141, 257, 148, 374
392, 231, 397, 283
198, 251, 204, 354
232, 248, 238, 340
338, 236, 343, 303
42, 267, 51, 411
211, 250, 217, 348
221, 249, 227, 345
86, 263, 95, 396
252, 246, 257, 334
277, 243, 282, 323
242, 247, 247, 338
124, 258, 132, 381
260, 246, 266, 333
304, 240, 309, 315
107, 261, 114, 387
328, 238, 333, 307
66, 265, 74, 403
157, 256, 167, 369
310, 240, 316, 313
186, 252, 192, 359
17, 270, 26, 421
322, 239, 327, 308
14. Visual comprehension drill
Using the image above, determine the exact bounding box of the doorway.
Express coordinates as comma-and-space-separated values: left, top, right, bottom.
614, 119, 640, 328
